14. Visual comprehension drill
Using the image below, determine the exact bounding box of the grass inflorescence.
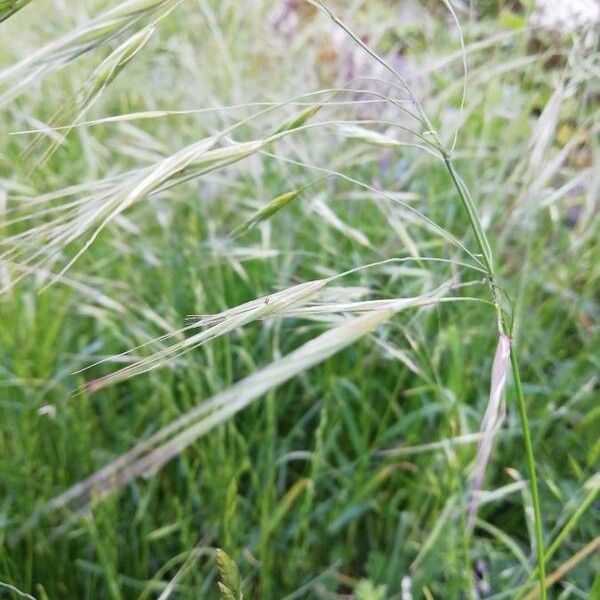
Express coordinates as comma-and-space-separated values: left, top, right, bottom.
0, 1, 598, 598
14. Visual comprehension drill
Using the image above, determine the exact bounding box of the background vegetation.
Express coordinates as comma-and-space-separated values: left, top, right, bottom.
0, 1, 598, 598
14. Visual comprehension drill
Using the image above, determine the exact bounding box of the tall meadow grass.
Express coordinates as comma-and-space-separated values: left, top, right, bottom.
1, 1, 598, 598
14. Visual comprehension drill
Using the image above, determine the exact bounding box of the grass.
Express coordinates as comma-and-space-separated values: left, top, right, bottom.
0, 1, 599, 598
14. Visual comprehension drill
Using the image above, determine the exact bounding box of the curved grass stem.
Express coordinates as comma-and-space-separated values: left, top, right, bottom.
312, 2, 548, 593
443, 152, 547, 600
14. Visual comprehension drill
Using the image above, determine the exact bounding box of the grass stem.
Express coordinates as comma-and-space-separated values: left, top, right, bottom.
442, 152, 547, 600
509, 346, 547, 600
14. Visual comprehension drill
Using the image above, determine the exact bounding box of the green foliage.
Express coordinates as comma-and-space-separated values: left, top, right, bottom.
589, 570, 600, 600
0, 0, 31, 22
231, 189, 301, 237
216, 550, 243, 600
0, 1, 598, 599
355, 579, 387, 600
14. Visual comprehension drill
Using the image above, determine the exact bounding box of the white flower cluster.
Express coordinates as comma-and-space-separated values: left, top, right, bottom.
531, 0, 600, 33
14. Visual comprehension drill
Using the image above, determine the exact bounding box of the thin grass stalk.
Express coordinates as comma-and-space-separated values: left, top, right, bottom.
447, 152, 546, 599
443, 150, 547, 600
517, 474, 599, 597
522, 534, 600, 600
509, 346, 547, 600
299, 8, 549, 593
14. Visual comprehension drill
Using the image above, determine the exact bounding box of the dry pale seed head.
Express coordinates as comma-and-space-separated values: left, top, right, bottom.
469, 332, 512, 527
83, 276, 459, 393
83, 278, 330, 392
24, 24, 159, 170
4, 102, 331, 289
42, 309, 396, 517
0, 0, 177, 104
338, 124, 404, 148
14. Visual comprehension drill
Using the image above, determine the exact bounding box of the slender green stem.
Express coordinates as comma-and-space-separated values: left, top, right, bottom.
443, 156, 493, 275
516, 475, 598, 598
312, 5, 547, 595
442, 153, 547, 599
510, 346, 547, 600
